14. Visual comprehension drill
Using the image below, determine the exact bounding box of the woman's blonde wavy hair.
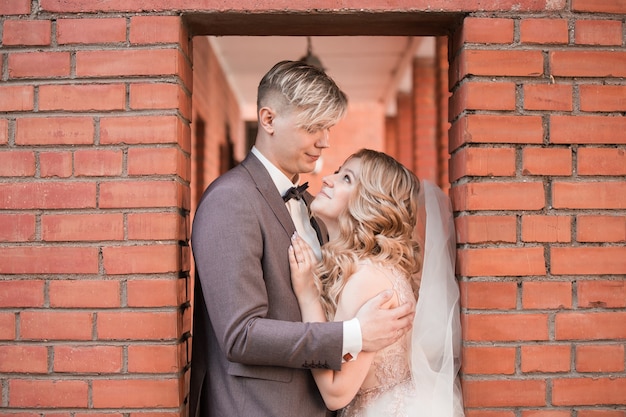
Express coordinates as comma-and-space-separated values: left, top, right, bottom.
315, 149, 422, 320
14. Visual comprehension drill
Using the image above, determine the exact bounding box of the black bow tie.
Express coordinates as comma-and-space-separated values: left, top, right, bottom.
282, 182, 309, 202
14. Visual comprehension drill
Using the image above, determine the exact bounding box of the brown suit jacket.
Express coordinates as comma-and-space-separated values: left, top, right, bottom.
189, 153, 342, 417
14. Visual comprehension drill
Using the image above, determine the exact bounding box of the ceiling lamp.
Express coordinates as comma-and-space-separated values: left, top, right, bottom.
299, 37, 325, 70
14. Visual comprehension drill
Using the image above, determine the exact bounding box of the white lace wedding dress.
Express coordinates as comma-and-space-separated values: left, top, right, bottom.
340, 181, 465, 417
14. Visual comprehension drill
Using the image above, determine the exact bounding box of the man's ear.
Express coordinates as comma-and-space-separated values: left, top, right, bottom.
259, 107, 275, 134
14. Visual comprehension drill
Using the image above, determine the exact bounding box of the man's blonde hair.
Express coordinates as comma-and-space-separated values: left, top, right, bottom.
257, 60, 348, 131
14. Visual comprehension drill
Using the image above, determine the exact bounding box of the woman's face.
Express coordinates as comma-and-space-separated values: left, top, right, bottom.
311, 157, 361, 228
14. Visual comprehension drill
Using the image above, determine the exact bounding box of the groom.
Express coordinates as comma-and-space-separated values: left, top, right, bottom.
189, 60, 415, 417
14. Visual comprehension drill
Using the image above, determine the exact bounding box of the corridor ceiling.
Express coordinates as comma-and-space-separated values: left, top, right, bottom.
208, 36, 435, 119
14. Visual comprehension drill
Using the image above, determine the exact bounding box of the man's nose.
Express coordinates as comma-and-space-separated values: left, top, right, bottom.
316, 130, 330, 148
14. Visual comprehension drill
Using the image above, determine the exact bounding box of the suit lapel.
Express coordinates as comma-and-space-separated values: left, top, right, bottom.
241, 154, 295, 237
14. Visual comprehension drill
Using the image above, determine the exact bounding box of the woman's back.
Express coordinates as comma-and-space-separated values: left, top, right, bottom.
339, 263, 417, 417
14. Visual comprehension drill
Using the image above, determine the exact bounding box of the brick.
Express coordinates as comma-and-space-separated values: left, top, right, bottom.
552, 247, 626, 275
460, 49, 544, 78
127, 212, 186, 241
20, 311, 93, 340
130, 82, 182, 109
578, 280, 626, 309
0, 213, 36, 242
54, 345, 123, 373
127, 413, 179, 417
580, 85, 626, 112
0, 246, 98, 274
463, 379, 546, 407
450, 146, 516, 181
551, 115, 626, 145
39, 84, 126, 111
0, 150, 35, 176
577, 411, 626, 417
451, 182, 545, 211
78, 413, 125, 417
461, 17, 514, 44
0, 345, 48, 373
57, 18, 126, 44
2, 20, 51, 46
572, 0, 626, 14
96, 311, 178, 340
576, 344, 625, 373
76, 49, 180, 77
523, 83, 573, 111
521, 344, 571, 373
102, 244, 179, 274
0, 0, 30, 14
454, 215, 517, 244
0, 280, 44, 307
522, 412, 571, 417
522, 147, 572, 176
0, 85, 34, 111
460, 281, 517, 309
40, 151, 73, 178
464, 313, 549, 342
462, 346, 516, 374
10, 379, 88, 407
553, 377, 626, 406
575, 20, 623, 46
127, 147, 183, 176
49, 279, 121, 308
0, 313, 16, 340
520, 18, 568, 44
100, 115, 182, 145
451, 81, 516, 120
522, 281, 572, 309
127, 279, 178, 307
130, 16, 181, 44
577, 215, 626, 243
99, 180, 178, 209
556, 311, 626, 340
550, 51, 626, 77
42, 213, 123, 242
74, 149, 123, 177
552, 181, 626, 209
449, 115, 544, 151
521, 215, 572, 243
128, 344, 179, 372
8, 51, 71, 78
0, 119, 8, 144
0, 182, 96, 209
458, 247, 546, 277
92, 378, 179, 408
16, 117, 94, 145
578, 147, 626, 176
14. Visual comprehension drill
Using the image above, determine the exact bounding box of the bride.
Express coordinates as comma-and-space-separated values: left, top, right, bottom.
289, 148, 465, 417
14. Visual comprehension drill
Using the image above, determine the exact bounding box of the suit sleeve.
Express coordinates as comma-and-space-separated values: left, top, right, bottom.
192, 180, 343, 370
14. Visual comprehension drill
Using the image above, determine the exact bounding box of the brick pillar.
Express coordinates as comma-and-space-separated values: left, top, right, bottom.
395, 92, 415, 171
0, 5, 192, 415
449, 10, 626, 415
413, 55, 438, 184
436, 36, 451, 192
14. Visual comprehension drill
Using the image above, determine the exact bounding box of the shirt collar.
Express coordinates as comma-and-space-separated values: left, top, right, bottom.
251, 146, 299, 197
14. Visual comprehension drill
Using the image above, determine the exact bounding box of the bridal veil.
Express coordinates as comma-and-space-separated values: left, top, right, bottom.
366, 180, 465, 416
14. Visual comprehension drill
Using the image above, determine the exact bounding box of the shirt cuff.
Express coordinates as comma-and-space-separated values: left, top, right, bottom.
342, 317, 362, 362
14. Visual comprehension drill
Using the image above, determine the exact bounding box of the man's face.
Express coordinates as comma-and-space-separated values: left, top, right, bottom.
270, 107, 330, 181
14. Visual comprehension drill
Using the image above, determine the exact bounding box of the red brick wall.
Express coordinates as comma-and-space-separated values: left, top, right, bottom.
0, 3, 192, 415
1, 1, 625, 416
450, 5, 626, 416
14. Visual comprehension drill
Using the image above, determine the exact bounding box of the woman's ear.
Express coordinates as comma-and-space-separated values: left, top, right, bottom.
259, 107, 275, 134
